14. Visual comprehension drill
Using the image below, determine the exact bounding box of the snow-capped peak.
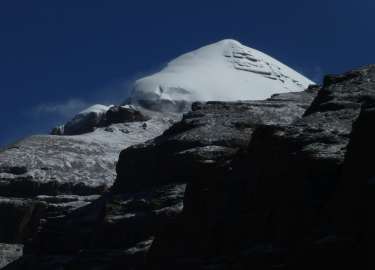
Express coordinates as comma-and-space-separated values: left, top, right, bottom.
130, 39, 315, 112
54, 39, 315, 135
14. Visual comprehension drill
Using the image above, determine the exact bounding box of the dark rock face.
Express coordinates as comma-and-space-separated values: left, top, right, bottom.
104, 105, 149, 125
54, 105, 150, 136
0, 112, 173, 269
0, 115, 171, 199
330, 99, 375, 268
4, 65, 375, 270
0, 87, 317, 269
63, 110, 104, 135
0, 198, 45, 243
147, 65, 375, 269
4, 184, 185, 270
113, 87, 317, 193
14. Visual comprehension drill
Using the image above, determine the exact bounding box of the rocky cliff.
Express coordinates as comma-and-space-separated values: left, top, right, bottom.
0, 107, 176, 267
1, 65, 374, 269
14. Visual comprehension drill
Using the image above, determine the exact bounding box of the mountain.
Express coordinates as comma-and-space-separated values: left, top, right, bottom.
50, 39, 314, 137
2, 64, 373, 269
52, 39, 314, 135
0, 39, 316, 268
131, 39, 314, 111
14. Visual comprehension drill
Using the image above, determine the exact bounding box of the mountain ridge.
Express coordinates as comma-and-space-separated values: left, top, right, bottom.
2, 64, 372, 268
0, 39, 318, 269
52, 39, 314, 135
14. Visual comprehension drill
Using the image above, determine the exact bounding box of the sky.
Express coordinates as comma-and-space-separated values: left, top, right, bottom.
1, 0, 375, 147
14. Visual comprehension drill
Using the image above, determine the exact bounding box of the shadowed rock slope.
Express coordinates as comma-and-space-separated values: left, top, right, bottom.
4, 65, 375, 270
2, 86, 317, 269
0, 108, 175, 268
147, 65, 375, 269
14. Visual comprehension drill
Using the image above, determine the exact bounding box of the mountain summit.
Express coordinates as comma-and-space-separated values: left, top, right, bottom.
130, 39, 314, 111
53, 39, 314, 134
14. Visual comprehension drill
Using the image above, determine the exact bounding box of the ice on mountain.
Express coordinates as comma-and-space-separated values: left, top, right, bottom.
130, 39, 314, 112
54, 39, 315, 137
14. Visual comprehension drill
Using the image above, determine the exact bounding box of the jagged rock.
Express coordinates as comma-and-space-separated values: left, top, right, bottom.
0, 195, 99, 269
0, 198, 45, 244
8, 65, 375, 269
0, 244, 23, 269
1, 88, 316, 270
113, 87, 317, 193
0, 115, 174, 269
5, 183, 185, 270
0, 39, 322, 270
50, 125, 64, 136
53, 105, 150, 136
63, 104, 110, 135
326, 98, 375, 268
237, 65, 375, 241
0, 117, 173, 197
104, 105, 149, 125
147, 65, 375, 269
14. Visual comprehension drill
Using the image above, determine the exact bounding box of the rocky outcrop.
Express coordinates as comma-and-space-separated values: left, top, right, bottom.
105, 105, 149, 125
3, 183, 185, 270
329, 98, 375, 268
0, 198, 45, 244
62, 105, 109, 135
0, 244, 22, 269
147, 65, 375, 269
113, 87, 317, 193
0, 116, 173, 197
3, 65, 375, 270
52, 105, 150, 136
1, 87, 317, 269
0, 112, 175, 269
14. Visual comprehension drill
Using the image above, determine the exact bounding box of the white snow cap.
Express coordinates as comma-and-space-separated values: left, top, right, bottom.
78, 104, 112, 115
130, 39, 315, 111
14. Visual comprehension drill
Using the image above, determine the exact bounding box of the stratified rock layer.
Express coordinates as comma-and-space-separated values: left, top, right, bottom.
0, 109, 175, 269
2, 87, 317, 269
0, 115, 173, 197
114, 87, 317, 193
148, 65, 375, 269
4, 65, 375, 269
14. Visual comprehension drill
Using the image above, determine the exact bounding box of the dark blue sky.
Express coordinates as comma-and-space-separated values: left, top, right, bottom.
1, 0, 375, 147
